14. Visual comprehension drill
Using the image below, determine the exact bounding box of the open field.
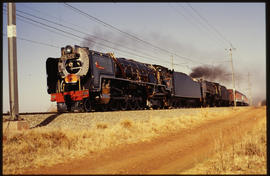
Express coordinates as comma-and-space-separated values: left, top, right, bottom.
181, 115, 266, 174
2, 106, 266, 174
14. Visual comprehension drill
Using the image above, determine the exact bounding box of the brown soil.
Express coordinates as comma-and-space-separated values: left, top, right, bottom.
23, 107, 265, 174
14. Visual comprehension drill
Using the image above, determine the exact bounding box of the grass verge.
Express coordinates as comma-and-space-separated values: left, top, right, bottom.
2, 107, 256, 174
181, 113, 266, 174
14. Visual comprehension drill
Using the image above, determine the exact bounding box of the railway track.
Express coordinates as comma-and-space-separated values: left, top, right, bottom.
2, 110, 106, 117
2, 112, 58, 116
1, 106, 240, 116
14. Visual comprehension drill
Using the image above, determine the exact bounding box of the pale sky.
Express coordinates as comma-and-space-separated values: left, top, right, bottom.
2, 3, 266, 112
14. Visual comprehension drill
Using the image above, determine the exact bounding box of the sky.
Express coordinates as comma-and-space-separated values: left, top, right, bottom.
2, 3, 266, 112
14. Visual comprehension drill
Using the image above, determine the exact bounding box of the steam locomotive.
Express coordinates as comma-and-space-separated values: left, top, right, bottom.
46, 45, 248, 112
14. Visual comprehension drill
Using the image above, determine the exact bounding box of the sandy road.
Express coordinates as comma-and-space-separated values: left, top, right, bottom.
24, 107, 265, 174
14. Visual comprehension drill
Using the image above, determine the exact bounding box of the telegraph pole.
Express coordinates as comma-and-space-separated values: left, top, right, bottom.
7, 3, 19, 120
248, 72, 252, 106
171, 55, 174, 70
228, 47, 236, 107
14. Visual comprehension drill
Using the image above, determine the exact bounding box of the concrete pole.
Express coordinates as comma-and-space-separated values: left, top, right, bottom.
248, 72, 252, 106
229, 48, 236, 107
171, 55, 174, 70
7, 3, 19, 120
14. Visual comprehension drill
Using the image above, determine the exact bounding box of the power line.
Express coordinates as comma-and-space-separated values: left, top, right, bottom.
20, 3, 83, 28
3, 32, 60, 48
18, 4, 172, 60
186, 3, 233, 47
17, 37, 60, 48
4, 7, 166, 63
15, 3, 104, 39
180, 4, 226, 47
4, 5, 210, 68
3, 7, 85, 41
14, 8, 173, 64
63, 3, 171, 54
63, 3, 203, 64
174, 3, 237, 77
17, 16, 81, 42
8, 10, 173, 65
6, 3, 224, 66
3, 8, 83, 42
168, 3, 227, 50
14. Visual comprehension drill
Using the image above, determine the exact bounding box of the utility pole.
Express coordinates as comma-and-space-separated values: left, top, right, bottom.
248, 72, 252, 106
7, 3, 19, 120
171, 54, 174, 70
227, 47, 236, 107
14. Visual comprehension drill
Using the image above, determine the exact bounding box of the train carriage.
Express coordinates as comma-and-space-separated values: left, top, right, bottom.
228, 89, 249, 106
170, 72, 201, 108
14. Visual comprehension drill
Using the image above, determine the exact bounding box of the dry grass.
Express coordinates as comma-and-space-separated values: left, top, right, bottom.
182, 113, 266, 174
2, 107, 254, 174
96, 123, 108, 129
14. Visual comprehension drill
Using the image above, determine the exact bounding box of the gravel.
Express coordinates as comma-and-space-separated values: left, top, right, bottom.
2, 107, 248, 130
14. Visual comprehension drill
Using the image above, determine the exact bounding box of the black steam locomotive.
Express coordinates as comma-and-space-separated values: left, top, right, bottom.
46, 45, 248, 112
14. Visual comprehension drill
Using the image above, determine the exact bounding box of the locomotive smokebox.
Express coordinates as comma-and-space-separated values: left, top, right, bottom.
59, 45, 90, 79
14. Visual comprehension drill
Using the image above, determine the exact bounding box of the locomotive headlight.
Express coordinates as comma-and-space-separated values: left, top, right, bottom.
68, 62, 73, 67
65, 74, 79, 83
65, 45, 73, 54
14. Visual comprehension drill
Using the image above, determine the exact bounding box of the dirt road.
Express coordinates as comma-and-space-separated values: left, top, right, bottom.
24, 107, 265, 174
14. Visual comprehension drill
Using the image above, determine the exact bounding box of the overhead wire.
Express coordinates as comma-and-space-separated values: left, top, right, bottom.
63, 3, 173, 54
12, 6, 198, 66
3, 8, 82, 43
184, 3, 241, 90
18, 3, 172, 59
7, 3, 220, 67
3, 32, 60, 48
182, 5, 227, 49
3, 7, 174, 65
4, 6, 159, 62
184, 3, 240, 88
168, 3, 227, 50
20, 3, 85, 28
168, 3, 235, 69
15, 3, 105, 39
186, 3, 233, 47
180, 4, 229, 48
14, 8, 174, 64
4, 4, 210, 69
63, 3, 206, 65
5, 4, 209, 67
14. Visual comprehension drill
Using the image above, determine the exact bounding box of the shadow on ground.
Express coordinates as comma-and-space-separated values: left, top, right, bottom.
31, 113, 62, 128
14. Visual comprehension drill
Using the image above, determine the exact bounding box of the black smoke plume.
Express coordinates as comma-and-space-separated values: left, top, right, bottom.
189, 65, 231, 82
81, 27, 140, 52
81, 36, 96, 49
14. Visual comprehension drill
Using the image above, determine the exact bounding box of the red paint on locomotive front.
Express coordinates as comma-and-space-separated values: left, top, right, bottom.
51, 90, 89, 103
